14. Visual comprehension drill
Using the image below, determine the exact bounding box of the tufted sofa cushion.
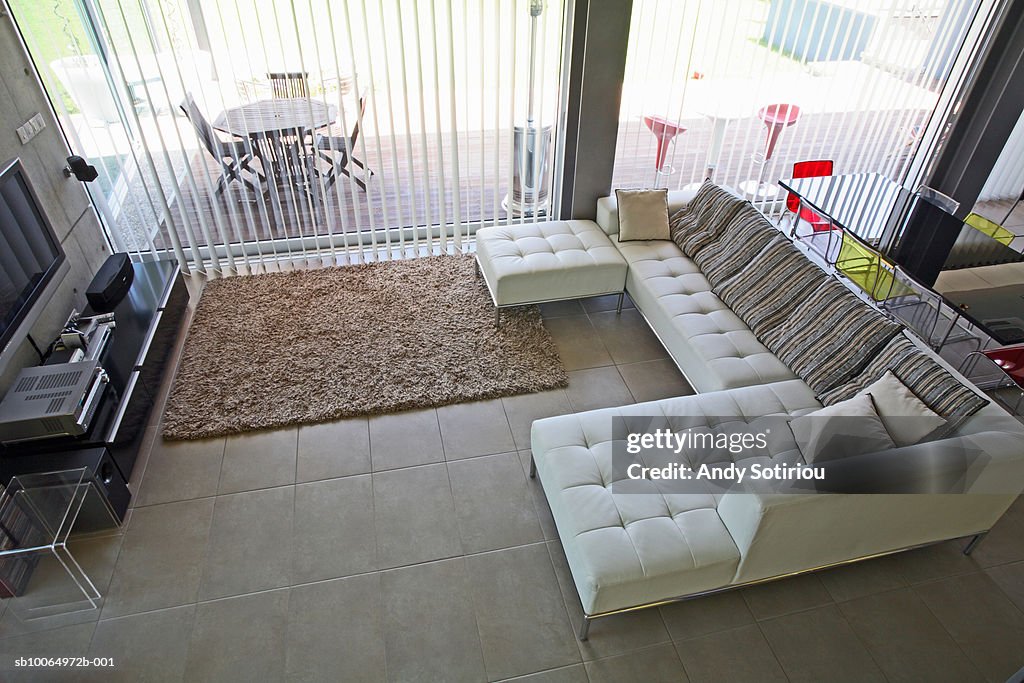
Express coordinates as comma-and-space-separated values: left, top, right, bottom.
692, 204, 782, 287
616, 238, 797, 392
820, 333, 989, 420
713, 237, 832, 337
475, 220, 627, 306
760, 278, 904, 395
531, 380, 822, 614
669, 181, 748, 258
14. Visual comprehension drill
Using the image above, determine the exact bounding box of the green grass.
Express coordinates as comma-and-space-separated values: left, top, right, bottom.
9, 0, 151, 114
10, 0, 92, 112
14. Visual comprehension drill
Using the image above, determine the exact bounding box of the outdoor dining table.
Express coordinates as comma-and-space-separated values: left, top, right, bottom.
213, 98, 336, 203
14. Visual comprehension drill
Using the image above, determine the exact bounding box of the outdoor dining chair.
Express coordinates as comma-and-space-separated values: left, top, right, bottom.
313, 94, 373, 190
180, 93, 264, 195
236, 78, 267, 103
268, 72, 310, 99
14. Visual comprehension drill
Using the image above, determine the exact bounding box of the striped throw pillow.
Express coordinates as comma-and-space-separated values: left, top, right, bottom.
693, 204, 781, 287
668, 181, 747, 258
714, 238, 832, 337
762, 279, 904, 395
819, 334, 988, 420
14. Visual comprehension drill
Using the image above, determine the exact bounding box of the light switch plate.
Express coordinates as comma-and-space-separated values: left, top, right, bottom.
16, 113, 45, 145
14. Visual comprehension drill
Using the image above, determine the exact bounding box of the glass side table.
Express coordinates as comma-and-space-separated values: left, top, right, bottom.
0, 467, 122, 620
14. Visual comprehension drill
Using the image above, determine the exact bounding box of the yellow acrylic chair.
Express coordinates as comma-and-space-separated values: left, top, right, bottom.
964, 212, 1014, 246
834, 233, 909, 303
834, 233, 982, 352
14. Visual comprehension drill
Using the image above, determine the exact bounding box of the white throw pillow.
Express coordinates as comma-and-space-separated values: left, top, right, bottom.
789, 393, 895, 464
615, 189, 670, 241
857, 370, 946, 447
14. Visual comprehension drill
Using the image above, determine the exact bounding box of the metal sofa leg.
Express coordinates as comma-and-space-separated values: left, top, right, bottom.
577, 615, 591, 641
494, 307, 501, 328
529, 454, 536, 479
963, 532, 987, 556
616, 291, 624, 315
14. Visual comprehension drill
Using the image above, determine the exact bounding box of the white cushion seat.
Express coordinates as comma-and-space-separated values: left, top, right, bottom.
615, 239, 797, 392
532, 380, 823, 615
475, 220, 627, 307
530, 188, 1024, 640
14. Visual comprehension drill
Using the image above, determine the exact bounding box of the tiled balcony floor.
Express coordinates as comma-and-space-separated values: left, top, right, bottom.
1, 293, 1023, 682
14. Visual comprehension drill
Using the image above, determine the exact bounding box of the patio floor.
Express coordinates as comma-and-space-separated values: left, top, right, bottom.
146, 107, 933, 252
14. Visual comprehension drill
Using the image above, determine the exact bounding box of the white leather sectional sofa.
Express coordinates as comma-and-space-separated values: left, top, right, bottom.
529, 184, 1024, 639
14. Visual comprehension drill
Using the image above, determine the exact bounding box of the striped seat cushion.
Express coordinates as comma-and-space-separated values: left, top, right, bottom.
693, 204, 782, 287
714, 238, 833, 337
760, 279, 904, 395
819, 334, 988, 420
669, 181, 747, 258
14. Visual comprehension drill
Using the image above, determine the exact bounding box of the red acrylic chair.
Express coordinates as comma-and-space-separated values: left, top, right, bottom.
786, 159, 838, 260
644, 115, 686, 188
786, 159, 833, 228
960, 343, 1024, 414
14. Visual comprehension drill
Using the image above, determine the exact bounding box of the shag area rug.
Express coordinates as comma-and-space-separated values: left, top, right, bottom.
162, 255, 568, 440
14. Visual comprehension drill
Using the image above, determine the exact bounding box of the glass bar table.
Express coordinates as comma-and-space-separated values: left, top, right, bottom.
780, 173, 1024, 346
777, 172, 914, 253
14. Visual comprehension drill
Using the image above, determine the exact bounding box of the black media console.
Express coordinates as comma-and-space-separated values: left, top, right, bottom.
0, 259, 188, 517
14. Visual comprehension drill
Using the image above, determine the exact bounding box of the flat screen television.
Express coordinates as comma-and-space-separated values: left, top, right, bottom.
0, 158, 68, 362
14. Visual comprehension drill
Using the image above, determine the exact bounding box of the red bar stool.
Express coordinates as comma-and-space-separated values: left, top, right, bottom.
644, 115, 686, 188
740, 103, 800, 200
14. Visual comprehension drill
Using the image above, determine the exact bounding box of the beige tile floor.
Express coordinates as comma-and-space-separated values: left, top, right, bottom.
1, 293, 1023, 682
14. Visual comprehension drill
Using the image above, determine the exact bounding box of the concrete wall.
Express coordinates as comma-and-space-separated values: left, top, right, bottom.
560, 0, 633, 220
0, 13, 111, 393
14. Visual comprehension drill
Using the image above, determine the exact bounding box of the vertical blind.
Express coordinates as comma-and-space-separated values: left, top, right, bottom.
612, 0, 994, 209
978, 109, 1024, 203
13, 0, 565, 275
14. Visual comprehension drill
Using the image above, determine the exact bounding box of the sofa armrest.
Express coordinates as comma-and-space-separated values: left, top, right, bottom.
595, 189, 698, 236
716, 430, 1024, 583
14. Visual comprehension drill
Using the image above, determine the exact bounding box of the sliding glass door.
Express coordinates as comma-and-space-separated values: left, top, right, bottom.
9, 0, 163, 256
10, 0, 567, 274
16, 0, 1004, 275
612, 0, 999, 207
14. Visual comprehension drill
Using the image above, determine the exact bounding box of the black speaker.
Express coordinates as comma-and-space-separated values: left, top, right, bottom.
87, 253, 134, 313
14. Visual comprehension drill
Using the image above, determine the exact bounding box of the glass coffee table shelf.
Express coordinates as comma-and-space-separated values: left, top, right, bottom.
0, 467, 122, 620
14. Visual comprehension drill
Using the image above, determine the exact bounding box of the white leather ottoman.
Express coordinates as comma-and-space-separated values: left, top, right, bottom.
475, 220, 628, 324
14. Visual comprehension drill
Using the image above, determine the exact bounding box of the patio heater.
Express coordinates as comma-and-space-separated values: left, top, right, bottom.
504, 0, 552, 218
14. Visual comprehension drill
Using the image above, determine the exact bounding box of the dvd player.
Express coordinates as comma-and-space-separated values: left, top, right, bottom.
0, 360, 109, 444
